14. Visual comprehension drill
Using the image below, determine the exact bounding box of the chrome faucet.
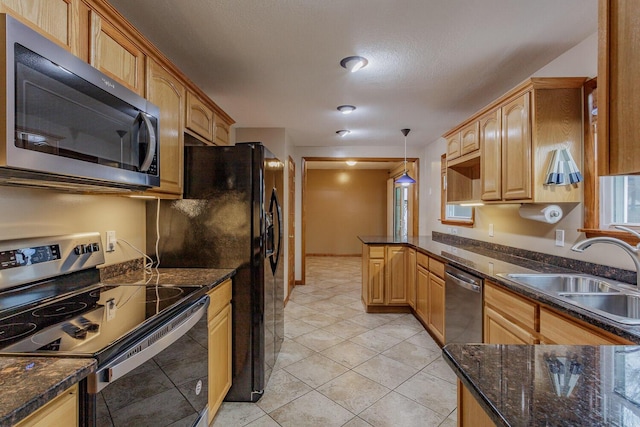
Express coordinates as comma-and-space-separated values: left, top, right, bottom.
571, 226, 640, 286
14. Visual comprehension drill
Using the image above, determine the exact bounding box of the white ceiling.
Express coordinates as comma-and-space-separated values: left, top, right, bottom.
108, 0, 597, 149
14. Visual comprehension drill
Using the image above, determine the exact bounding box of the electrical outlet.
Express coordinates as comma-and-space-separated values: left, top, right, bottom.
489, 224, 494, 237
106, 298, 117, 321
106, 231, 116, 252
555, 229, 565, 247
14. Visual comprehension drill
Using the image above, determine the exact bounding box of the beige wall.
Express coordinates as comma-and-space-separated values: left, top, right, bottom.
306, 169, 388, 255
0, 186, 147, 266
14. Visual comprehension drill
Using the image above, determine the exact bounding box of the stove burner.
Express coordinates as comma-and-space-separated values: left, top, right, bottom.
0, 322, 37, 342
32, 302, 88, 318
145, 287, 184, 303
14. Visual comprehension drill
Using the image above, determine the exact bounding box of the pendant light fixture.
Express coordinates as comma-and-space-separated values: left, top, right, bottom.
396, 128, 416, 186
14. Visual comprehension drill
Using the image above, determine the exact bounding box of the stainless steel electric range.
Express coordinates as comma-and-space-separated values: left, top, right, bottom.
0, 233, 213, 427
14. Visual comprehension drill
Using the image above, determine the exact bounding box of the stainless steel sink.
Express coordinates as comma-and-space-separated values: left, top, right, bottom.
501, 273, 620, 294
559, 293, 640, 325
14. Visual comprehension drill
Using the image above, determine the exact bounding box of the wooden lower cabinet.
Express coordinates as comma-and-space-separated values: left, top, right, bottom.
484, 305, 536, 344
361, 244, 409, 311
427, 273, 445, 344
406, 248, 416, 309
207, 279, 232, 423
458, 380, 496, 427
386, 246, 406, 304
415, 263, 429, 325
483, 281, 537, 345
16, 384, 78, 427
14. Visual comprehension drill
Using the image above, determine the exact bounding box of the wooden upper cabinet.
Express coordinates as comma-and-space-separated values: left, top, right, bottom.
145, 59, 185, 197
447, 78, 584, 205
446, 132, 461, 160
0, 0, 81, 54
598, 0, 640, 175
479, 108, 502, 201
460, 122, 480, 156
89, 10, 145, 96
501, 93, 532, 200
214, 115, 231, 146
186, 91, 215, 143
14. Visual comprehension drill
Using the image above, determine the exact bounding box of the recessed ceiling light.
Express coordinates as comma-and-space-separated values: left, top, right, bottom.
336, 130, 351, 137
346, 161, 357, 166
337, 105, 356, 114
340, 56, 368, 72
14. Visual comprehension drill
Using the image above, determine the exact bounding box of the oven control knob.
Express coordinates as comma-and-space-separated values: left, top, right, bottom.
91, 243, 100, 252
74, 245, 85, 255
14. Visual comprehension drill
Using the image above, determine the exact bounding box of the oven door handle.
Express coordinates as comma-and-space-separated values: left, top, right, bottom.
87, 296, 209, 393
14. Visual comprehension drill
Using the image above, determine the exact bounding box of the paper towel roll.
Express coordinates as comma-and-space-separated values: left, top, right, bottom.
518, 204, 563, 224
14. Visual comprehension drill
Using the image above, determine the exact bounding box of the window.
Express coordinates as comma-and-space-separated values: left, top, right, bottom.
394, 185, 409, 237
601, 176, 640, 227
582, 78, 639, 244
440, 154, 474, 226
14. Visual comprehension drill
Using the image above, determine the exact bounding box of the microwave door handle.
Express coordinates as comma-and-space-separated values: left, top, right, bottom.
137, 112, 156, 172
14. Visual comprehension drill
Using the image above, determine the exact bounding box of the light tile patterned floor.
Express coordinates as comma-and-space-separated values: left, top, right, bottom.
212, 256, 457, 427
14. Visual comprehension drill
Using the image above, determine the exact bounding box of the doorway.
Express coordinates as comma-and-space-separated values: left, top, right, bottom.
300, 157, 418, 284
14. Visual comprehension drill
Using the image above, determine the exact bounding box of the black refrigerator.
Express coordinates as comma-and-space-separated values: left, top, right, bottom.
146, 142, 284, 402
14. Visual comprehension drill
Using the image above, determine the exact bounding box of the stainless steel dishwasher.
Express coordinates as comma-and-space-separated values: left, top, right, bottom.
444, 265, 483, 344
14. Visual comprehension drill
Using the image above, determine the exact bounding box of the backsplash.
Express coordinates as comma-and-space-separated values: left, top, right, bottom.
432, 232, 636, 285
99, 258, 144, 280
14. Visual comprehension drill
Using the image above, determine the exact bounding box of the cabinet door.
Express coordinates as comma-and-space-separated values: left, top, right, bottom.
598, 0, 640, 175
458, 381, 496, 427
16, 384, 78, 427
501, 93, 531, 200
214, 115, 231, 146
186, 91, 214, 142
367, 258, 385, 305
484, 305, 536, 344
386, 246, 406, 304
428, 273, 446, 344
406, 248, 416, 309
90, 11, 145, 96
208, 303, 232, 423
0, 0, 79, 53
460, 122, 480, 155
480, 108, 502, 201
146, 59, 185, 196
416, 265, 429, 325
446, 133, 461, 160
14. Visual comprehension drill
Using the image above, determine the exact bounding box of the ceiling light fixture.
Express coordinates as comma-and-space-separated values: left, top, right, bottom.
336, 130, 351, 137
340, 56, 368, 73
346, 160, 357, 166
396, 128, 416, 186
337, 105, 356, 114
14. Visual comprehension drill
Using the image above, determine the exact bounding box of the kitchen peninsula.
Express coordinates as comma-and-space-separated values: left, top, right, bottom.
360, 233, 640, 425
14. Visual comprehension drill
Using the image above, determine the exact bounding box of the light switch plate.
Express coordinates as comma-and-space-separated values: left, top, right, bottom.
555, 230, 565, 247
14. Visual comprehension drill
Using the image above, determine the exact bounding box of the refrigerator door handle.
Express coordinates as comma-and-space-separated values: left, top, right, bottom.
268, 188, 283, 275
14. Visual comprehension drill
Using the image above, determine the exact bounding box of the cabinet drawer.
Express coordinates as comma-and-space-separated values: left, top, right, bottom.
417, 252, 429, 269
369, 246, 385, 259
484, 282, 536, 330
428, 258, 445, 279
539, 307, 631, 345
208, 279, 232, 320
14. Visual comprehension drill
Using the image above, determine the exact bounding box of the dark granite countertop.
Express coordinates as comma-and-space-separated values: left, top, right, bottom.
358, 235, 640, 343
443, 343, 640, 427
101, 267, 236, 288
0, 356, 96, 426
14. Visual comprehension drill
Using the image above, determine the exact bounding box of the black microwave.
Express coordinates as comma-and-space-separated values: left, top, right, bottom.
0, 14, 160, 192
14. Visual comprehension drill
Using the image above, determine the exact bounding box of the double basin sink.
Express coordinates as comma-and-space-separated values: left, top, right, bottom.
499, 273, 640, 325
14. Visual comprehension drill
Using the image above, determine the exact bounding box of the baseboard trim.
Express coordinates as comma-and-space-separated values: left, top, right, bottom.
305, 253, 361, 257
